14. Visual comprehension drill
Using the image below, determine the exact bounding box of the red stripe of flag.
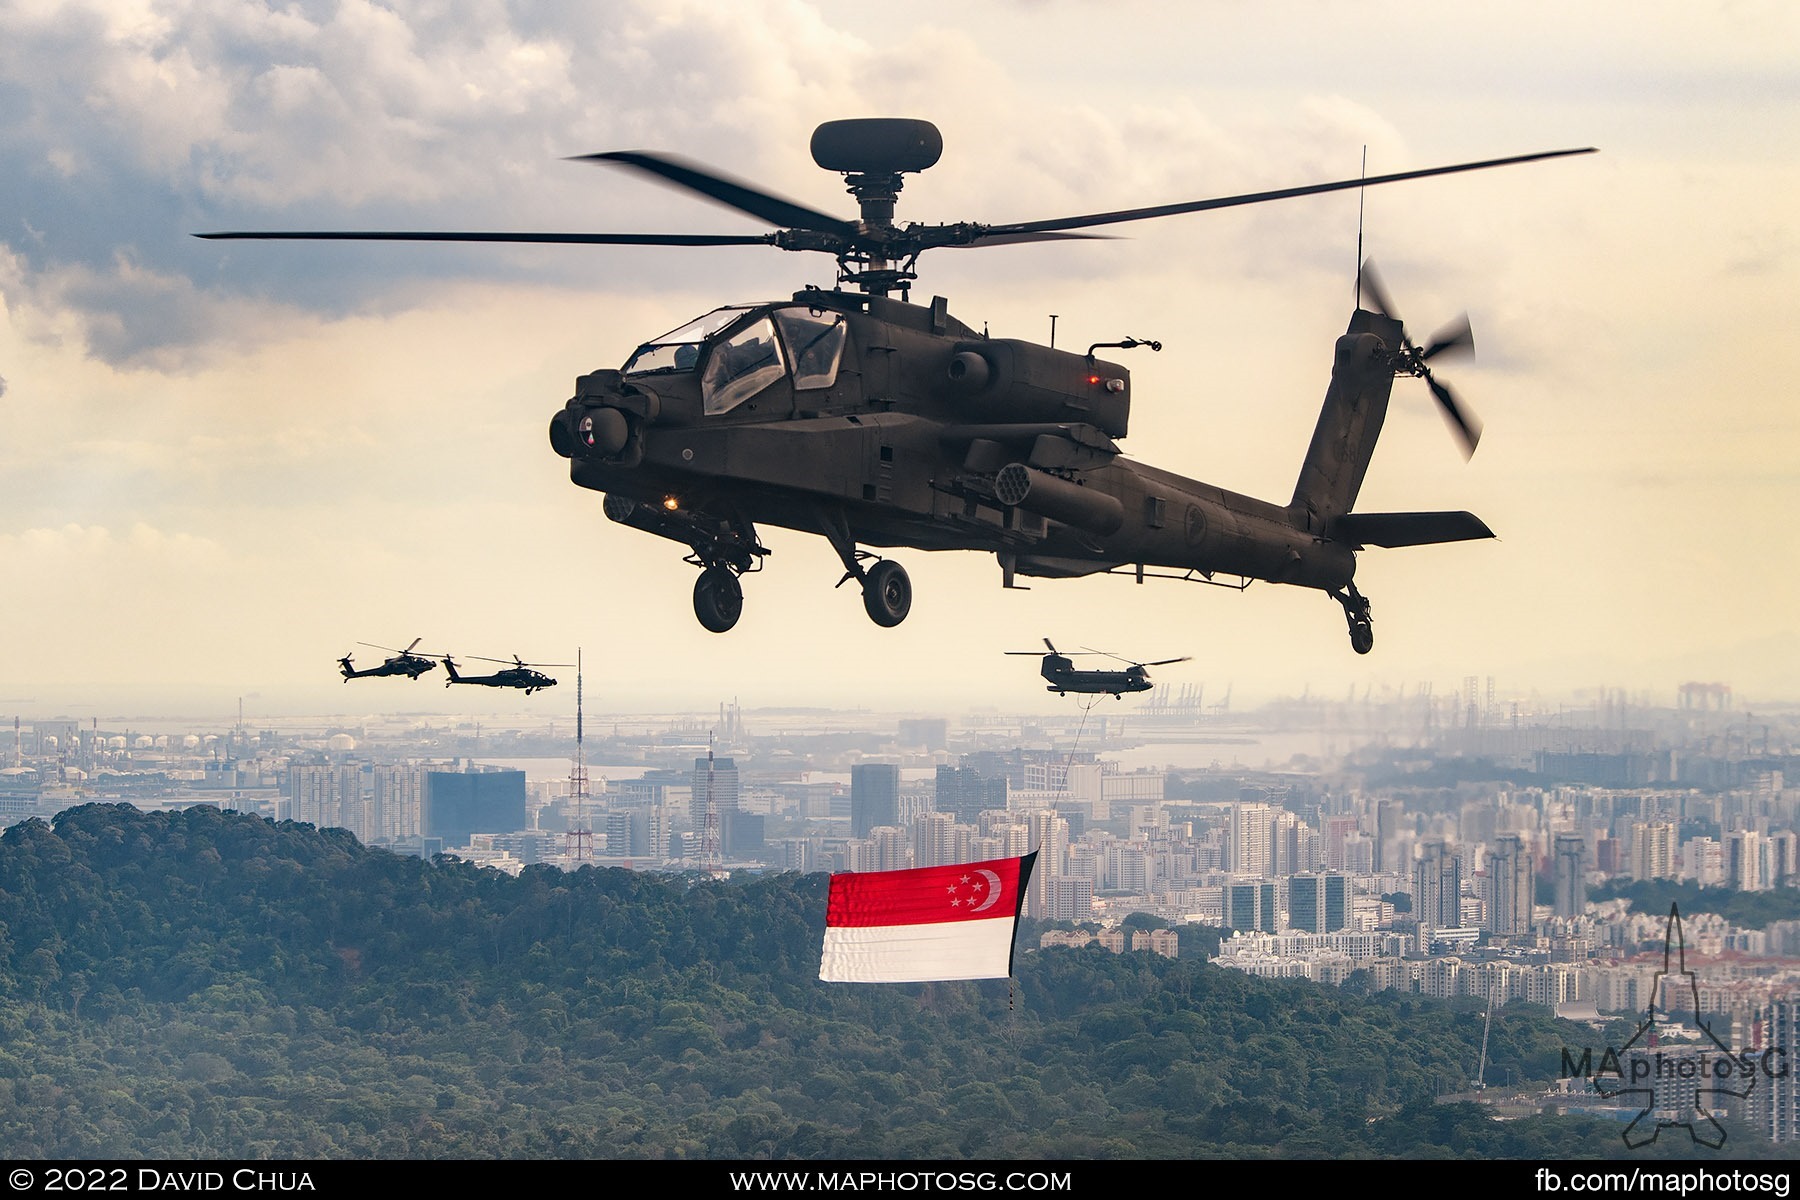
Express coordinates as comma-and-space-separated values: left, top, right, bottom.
825, 853, 1035, 928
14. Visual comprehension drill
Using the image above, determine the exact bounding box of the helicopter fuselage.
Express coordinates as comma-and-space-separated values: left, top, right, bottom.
550, 287, 1392, 638
1043, 664, 1155, 697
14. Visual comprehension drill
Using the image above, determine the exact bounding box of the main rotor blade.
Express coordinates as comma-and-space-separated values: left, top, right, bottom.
1428, 376, 1483, 458
944, 230, 1115, 247
980, 148, 1597, 239
196, 230, 776, 246
578, 150, 856, 237
1143, 657, 1193, 667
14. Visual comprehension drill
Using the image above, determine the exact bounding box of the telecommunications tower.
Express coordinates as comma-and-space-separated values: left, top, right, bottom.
565, 649, 592, 863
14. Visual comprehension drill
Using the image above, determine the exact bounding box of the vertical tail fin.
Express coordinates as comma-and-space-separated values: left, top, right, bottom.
1288, 308, 1405, 531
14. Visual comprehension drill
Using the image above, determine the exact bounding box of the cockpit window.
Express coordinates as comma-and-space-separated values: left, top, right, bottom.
774, 308, 846, 390
623, 306, 755, 376
701, 316, 786, 414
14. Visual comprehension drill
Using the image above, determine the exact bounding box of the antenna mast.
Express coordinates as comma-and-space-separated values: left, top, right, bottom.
1355, 145, 1367, 309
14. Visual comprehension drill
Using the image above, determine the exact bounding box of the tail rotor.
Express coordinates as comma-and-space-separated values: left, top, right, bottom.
1359, 259, 1482, 458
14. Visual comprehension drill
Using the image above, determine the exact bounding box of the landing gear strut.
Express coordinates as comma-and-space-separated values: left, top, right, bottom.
676, 512, 764, 634
1332, 583, 1375, 655
817, 505, 912, 628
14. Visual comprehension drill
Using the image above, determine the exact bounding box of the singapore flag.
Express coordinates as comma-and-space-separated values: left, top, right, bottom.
819, 852, 1038, 983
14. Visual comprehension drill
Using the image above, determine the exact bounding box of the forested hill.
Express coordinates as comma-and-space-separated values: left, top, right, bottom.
0, 804, 1749, 1159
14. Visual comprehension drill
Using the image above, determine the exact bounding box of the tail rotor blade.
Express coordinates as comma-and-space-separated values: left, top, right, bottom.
1428, 375, 1483, 458
1421, 312, 1474, 362
1358, 258, 1399, 322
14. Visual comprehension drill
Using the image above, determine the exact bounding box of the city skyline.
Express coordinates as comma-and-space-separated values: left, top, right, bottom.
3, 2, 1797, 718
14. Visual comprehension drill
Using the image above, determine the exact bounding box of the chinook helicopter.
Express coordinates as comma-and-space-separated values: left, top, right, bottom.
199, 120, 1593, 653
1007, 639, 1192, 699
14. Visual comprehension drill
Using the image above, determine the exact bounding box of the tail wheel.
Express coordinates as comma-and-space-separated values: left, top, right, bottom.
693, 567, 744, 633
861, 559, 911, 627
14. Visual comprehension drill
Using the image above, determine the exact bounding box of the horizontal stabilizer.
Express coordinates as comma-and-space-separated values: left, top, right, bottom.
1332, 511, 1494, 549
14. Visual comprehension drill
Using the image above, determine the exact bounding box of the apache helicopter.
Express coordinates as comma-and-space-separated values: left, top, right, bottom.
1007, 638, 1191, 698
442, 655, 566, 695
200, 119, 1594, 653
338, 638, 438, 681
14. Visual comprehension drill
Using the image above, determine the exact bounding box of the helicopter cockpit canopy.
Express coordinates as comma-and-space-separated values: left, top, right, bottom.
623, 302, 848, 415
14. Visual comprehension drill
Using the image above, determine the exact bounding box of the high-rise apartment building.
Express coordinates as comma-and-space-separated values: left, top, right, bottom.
1044, 876, 1094, 923
1629, 820, 1677, 881
1553, 833, 1587, 919
1484, 833, 1535, 937
1023, 809, 1069, 919
1414, 840, 1463, 931
1726, 829, 1769, 892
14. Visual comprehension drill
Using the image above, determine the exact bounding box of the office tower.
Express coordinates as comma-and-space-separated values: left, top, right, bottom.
1484, 833, 1535, 937
1225, 880, 1277, 932
1288, 872, 1350, 934
850, 762, 901, 839
1553, 833, 1587, 919
689, 754, 740, 826
425, 767, 527, 849
935, 764, 1006, 824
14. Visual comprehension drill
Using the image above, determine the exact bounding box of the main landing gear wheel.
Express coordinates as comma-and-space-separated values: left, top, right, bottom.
861, 559, 912, 627
1350, 618, 1374, 655
693, 567, 744, 633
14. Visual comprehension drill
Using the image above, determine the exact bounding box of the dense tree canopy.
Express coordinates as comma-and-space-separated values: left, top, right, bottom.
0, 804, 1773, 1159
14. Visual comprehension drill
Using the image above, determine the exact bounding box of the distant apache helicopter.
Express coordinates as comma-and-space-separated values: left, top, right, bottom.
338, 638, 437, 681
1007, 639, 1191, 698
442, 655, 568, 695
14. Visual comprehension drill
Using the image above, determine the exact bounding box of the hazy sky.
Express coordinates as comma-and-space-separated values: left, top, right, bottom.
2, 0, 1796, 722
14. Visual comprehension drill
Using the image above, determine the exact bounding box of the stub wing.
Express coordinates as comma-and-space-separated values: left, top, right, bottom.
1330, 510, 1494, 549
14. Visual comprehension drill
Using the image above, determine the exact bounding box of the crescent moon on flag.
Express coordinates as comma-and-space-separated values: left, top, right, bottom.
970, 869, 1003, 913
